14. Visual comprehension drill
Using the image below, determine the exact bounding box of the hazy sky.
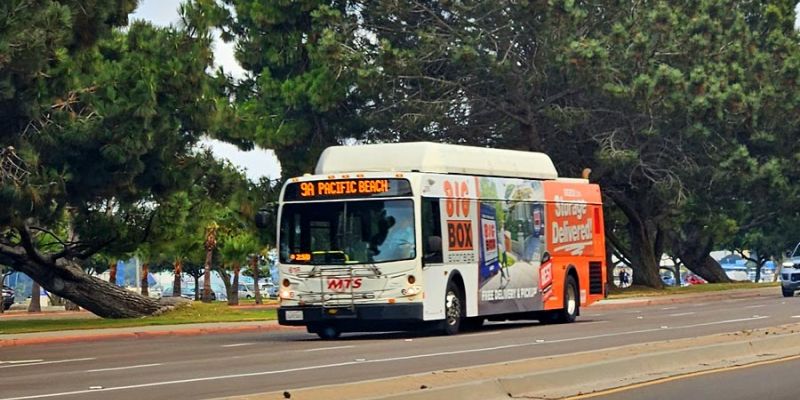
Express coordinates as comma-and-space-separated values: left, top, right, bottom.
130, 0, 281, 182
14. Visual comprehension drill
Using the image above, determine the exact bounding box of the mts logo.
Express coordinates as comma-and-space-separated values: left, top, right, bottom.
327, 278, 363, 291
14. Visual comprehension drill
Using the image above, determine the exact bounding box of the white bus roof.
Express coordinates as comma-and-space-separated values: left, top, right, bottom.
315, 142, 559, 180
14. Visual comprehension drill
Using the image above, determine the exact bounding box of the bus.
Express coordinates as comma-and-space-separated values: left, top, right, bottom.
269, 142, 607, 339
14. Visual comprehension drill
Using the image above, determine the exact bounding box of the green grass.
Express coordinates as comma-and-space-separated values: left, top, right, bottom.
0, 302, 277, 335
607, 281, 779, 299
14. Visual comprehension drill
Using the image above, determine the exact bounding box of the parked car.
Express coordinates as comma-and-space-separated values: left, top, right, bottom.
259, 281, 278, 298
684, 274, 706, 285
161, 286, 217, 301
238, 283, 255, 299
781, 242, 800, 297
2, 285, 14, 310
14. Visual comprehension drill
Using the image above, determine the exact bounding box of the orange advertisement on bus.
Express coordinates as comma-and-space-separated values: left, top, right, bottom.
542, 181, 606, 310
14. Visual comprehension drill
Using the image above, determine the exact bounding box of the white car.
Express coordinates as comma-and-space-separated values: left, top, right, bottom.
238, 283, 255, 299
259, 282, 278, 298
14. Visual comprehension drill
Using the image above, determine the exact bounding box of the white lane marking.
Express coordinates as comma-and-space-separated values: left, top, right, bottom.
791, 315, 800, 318
744, 305, 766, 309
0, 360, 44, 365
87, 364, 162, 373
668, 312, 696, 317
675, 316, 769, 329
304, 345, 355, 352
0, 358, 95, 370
0, 315, 771, 400
221, 343, 255, 348
661, 307, 678, 310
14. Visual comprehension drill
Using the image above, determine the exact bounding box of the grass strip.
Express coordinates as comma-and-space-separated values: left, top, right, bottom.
0, 302, 277, 335
607, 282, 779, 298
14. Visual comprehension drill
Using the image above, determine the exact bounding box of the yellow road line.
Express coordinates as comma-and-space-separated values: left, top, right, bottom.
566, 353, 800, 399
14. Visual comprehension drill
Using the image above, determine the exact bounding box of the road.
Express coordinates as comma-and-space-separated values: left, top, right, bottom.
576, 354, 800, 400
1, 293, 799, 400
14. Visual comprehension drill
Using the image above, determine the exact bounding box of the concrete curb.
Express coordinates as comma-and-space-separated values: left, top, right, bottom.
366, 328, 800, 400
0, 323, 301, 347
227, 323, 800, 400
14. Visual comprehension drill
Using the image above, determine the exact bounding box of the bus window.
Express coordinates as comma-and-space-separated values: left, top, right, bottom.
422, 198, 443, 264
279, 200, 415, 264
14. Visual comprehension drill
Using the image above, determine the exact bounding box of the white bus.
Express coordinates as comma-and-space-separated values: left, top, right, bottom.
269, 142, 607, 339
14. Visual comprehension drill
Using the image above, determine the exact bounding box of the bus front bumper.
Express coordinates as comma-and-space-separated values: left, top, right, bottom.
278, 303, 424, 332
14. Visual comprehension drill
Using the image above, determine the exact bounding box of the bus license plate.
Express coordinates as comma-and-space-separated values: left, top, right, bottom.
286, 310, 303, 321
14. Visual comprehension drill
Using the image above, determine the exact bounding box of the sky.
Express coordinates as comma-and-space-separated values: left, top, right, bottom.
129, 0, 281, 182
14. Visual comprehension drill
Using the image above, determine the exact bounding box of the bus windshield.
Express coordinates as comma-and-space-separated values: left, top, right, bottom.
280, 200, 415, 265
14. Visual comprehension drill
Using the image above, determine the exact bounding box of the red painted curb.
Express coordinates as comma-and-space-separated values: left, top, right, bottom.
0, 323, 303, 348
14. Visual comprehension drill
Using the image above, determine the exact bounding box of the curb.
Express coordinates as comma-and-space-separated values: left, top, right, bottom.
0, 323, 301, 348
229, 323, 800, 400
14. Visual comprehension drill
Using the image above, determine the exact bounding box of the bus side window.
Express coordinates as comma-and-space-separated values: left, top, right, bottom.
422, 198, 443, 264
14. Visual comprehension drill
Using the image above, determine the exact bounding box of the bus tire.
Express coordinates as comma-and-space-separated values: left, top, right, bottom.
462, 317, 484, 331
316, 325, 341, 340
441, 281, 463, 335
782, 289, 795, 298
555, 275, 579, 323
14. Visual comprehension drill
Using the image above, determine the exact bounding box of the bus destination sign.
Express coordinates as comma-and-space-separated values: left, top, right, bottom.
284, 178, 412, 201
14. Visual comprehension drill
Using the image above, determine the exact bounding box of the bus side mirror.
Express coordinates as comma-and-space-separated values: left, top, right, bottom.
255, 205, 276, 228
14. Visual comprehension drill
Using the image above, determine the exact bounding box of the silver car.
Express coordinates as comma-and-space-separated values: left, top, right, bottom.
782, 242, 800, 297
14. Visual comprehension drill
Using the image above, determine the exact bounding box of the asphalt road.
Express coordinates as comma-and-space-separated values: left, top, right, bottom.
577, 354, 800, 400
2, 293, 800, 400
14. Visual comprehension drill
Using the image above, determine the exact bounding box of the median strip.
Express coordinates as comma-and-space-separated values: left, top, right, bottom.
217, 322, 800, 400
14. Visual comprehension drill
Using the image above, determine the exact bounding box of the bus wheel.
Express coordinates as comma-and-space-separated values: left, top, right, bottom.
316, 325, 341, 340
441, 281, 463, 335
556, 275, 579, 323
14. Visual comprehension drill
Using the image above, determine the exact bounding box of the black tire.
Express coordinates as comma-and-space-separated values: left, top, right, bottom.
783, 289, 795, 298
462, 317, 484, 331
316, 325, 341, 340
440, 280, 464, 335
554, 275, 579, 323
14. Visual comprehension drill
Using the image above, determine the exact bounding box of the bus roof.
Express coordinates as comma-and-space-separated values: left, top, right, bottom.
315, 142, 559, 180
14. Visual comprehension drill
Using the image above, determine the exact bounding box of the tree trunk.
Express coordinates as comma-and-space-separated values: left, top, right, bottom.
251, 255, 261, 305
605, 192, 664, 288
108, 261, 117, 285
214, 263, 234, 306
193, 275, 200, 301
754, 261, 763, 283
172, 259, 182, 297
28, 281, 41, 313
202, 249, 213, 303
673, 264, 681, 286
64, 300, 80, 311
14, 258, 162, 318
203, 226, 217, 303
681, 253, 730, 283
626, 215, 663, 288
141, 263, 149, 297
229, 262, 240, 306
675, 233, 731, 283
